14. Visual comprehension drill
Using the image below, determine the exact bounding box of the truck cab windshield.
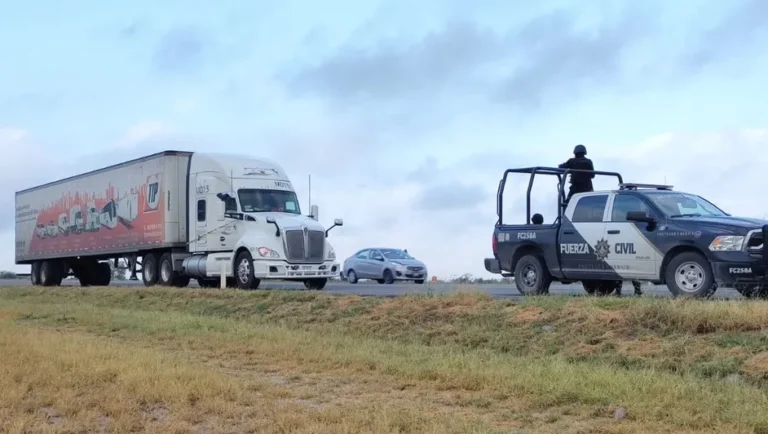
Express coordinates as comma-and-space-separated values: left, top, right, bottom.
238, 189, 301, 214
645, 192, 727, 218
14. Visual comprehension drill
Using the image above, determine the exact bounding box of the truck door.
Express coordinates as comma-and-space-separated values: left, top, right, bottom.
193, 175, 214, 250
604, 193, 662, 279
559, 193, 610, 279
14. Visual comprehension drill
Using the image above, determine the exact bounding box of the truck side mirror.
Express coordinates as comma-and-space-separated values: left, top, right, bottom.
265, 216, 280, 236
310, 204, 319, 221
325, 218, 343, 237
626, 211, 653, 223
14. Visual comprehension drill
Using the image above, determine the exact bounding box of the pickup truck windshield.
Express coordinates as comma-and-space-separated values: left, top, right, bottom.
238, 189, 301, 214
645, 192, 727, 218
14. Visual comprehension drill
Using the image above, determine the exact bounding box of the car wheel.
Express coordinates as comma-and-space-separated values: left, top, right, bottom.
383, 269, 395, 284
234, 250, 260, 290
347, 270, 358, 284
665, 251, 717, 298
514, 254, 552, 295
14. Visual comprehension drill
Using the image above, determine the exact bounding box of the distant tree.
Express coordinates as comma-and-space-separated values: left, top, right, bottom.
0, 271, 17, 279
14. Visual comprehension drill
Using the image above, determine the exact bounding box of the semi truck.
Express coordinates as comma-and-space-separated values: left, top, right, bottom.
15, 151, 343, 290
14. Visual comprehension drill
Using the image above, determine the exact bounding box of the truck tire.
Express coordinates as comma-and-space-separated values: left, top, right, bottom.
514, 254, 552, 295
304, 278, 327, 290
142, 253, 159, 287
665, 251, 717, 298
234, 250, 260, 290
93, 262, 112, 286
157, 253, 189, 287
39, 260, 62, 287
30, 262, 41, 286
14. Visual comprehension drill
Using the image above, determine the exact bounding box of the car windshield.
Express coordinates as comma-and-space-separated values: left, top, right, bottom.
238, 189, 301, 214
380, 249, 413, 260
646, 192, 727, 217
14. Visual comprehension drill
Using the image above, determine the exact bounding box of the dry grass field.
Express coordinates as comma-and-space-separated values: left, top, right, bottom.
2, 286, 768, 433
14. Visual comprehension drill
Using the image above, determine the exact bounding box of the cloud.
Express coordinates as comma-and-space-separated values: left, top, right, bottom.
411, 182, 487, 211
152, 26, 209, 72
280, 5, 652, 109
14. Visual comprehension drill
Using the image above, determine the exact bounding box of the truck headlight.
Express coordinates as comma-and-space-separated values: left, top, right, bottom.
709, 236, 745, 251
327, 248, 335, 260
256, 247, 280, 258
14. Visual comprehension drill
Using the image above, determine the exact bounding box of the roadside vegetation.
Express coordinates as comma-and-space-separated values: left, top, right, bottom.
1, 286, 768, 433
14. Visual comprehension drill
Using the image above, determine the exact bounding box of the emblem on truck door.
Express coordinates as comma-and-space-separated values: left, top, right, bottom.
594, 238, 610, 262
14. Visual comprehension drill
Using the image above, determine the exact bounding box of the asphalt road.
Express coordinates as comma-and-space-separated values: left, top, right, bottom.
0, 278, 745, 299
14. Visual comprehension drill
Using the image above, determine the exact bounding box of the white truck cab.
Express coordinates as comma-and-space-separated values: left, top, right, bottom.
177, 153, 342, 290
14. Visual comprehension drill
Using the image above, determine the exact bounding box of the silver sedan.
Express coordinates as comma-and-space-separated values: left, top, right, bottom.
341, 248, 428, 284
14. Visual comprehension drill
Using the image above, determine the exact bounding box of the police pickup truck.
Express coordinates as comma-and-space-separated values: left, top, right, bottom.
484, 167, 768, 298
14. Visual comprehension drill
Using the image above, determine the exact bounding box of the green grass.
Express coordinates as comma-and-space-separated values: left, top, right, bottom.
2, 286, 768, 432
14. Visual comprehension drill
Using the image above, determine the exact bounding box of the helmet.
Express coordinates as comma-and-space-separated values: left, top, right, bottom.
573, 144, 587, 155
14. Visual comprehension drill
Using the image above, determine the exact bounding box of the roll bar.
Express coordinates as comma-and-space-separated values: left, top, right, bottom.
496, 166, 624, 225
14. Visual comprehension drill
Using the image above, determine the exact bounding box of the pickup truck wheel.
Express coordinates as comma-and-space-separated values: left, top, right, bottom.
514, 255, 551, 295
665, 252, 717, 298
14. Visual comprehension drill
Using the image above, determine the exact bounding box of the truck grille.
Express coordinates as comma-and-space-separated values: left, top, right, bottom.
747, 230, 763, 251
284, 228, 325, 263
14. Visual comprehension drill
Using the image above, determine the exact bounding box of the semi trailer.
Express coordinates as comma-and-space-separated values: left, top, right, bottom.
14, 151, 343, 290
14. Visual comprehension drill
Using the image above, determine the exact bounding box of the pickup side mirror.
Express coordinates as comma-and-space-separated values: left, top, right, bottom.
626, 211, 655, 223
325, 218, 344, 237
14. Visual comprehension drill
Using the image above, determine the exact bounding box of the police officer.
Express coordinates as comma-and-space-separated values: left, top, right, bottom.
559, 144, 594, 204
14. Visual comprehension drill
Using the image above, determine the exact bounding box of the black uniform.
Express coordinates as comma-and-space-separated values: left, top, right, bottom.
559, 144, 594, 203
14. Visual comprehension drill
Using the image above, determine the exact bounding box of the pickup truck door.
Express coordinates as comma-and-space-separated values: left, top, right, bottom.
603, 192, 663, 279
560, 193, 611, 279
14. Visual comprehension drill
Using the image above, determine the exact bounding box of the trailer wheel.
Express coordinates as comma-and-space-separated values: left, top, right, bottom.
514, 254, 552, 295
94, 262, 111, 286
30, 262, 41, 286
39, 260, 62, 287
142, 253, 159, 287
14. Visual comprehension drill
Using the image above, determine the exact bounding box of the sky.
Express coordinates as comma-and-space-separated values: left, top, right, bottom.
2, 0, 768, 279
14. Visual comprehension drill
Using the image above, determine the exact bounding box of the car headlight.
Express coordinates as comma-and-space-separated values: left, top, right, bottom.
327, 248, 336, 260
709, 236, 745, 251
392, 262, 406, 270
256, 247, 280, 258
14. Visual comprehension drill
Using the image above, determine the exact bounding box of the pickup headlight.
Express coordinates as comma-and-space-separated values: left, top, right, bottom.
256, 247, 280, 258
709, 236, 745, 251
